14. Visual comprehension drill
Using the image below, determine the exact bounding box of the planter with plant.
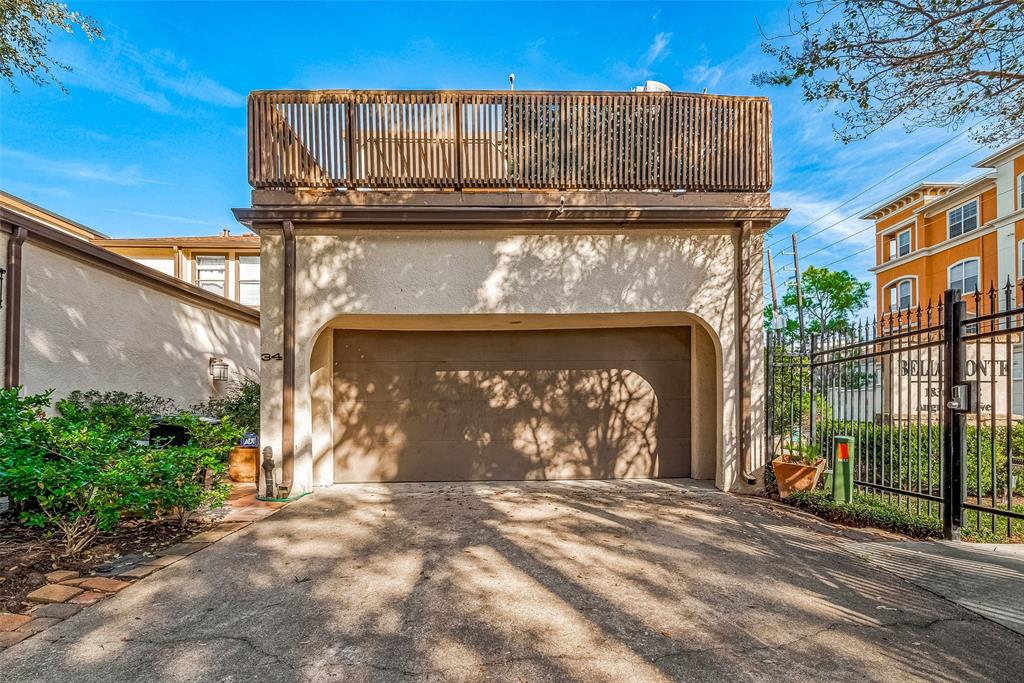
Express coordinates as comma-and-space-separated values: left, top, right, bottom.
192, 376, 260, 482
772, 442, 826, 498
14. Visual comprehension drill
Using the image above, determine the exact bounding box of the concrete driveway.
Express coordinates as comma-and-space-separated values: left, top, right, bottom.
2, 480, 1022, 682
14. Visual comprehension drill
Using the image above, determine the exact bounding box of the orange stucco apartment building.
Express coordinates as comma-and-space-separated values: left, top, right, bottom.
866, 139, 1024, 317
864, 139, 1024, 415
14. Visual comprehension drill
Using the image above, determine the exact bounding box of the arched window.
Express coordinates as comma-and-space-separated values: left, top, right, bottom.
888, 278, 913, 311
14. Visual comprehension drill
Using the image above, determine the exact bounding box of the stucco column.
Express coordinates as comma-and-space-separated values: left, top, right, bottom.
258, 231, 286, 494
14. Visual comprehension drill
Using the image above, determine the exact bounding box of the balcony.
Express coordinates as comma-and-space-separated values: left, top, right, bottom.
247, 90, 772, 194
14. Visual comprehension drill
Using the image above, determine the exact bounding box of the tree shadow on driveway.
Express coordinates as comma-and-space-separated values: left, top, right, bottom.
2, 480, 1022, 682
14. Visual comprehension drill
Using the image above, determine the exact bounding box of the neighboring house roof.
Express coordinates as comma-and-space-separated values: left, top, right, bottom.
0, 207, 259, 325
92, 233, 260, 249
0, 190, 109, 240
918, 172, 997, 217
862, 138, 1024, 223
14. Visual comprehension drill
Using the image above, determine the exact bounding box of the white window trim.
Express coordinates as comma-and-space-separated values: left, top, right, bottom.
896, 228, 912, 258
1018, 172, 1024, 210
948, 257, 981, 298
883, 275, 916, 311
237, 255, 260, 307
947, 198, 980, 240
1019, 239, 1024, 279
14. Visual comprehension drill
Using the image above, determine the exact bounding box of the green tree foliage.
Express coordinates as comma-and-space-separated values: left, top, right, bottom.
754, 1, 1024, 145
190, 376, 260, 435
0, 0, 101, 91
768, 266, 870, 337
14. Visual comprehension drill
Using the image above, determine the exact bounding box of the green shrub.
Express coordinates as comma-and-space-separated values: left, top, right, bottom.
61, 389, 177, 422
0, 389, 241, 553
0, 389, 156, 554
147, 447, 230, 528
191, 376, 259, 435
815, 420, 1024, 500
147, 413, 239, 527
786, 489, 943, 539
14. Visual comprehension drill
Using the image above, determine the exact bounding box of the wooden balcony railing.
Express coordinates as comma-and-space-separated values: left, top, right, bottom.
248, 90, 772, 193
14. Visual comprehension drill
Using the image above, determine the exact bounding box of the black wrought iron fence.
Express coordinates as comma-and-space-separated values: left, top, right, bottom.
766, 285, 1024, 541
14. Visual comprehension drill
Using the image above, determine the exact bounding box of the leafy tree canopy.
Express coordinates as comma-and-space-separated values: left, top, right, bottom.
0, 0, 101, 91
754, 1, 1024, 145
767, 265, 870, 337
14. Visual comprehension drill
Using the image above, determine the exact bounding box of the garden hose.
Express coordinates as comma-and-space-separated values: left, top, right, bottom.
256, 492, 312, 503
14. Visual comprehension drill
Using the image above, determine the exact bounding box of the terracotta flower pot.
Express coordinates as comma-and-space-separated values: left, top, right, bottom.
772, 456, 826, 498
228, 446, 259, 483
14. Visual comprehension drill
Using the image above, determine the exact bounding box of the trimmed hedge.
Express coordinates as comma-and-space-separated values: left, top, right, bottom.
785, 489, 943, 538
814, 420, 1024, 499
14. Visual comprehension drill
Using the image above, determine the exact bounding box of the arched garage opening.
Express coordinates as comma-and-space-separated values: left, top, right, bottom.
308, 313, 721, 485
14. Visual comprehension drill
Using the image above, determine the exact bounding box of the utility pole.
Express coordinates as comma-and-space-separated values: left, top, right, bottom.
791, 233, 806, 351
766, 249, 780, 320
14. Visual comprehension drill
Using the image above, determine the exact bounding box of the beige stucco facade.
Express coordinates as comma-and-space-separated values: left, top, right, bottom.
2, 212, 260, 410
17, 244, 259, 406
251, 224, 770, 494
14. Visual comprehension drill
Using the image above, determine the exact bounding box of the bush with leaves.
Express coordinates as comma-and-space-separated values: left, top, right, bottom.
0, 389, 241, 553
785, 489, 942, 539
0, 388, 155, 554
815, 419, 1024, 500
61, 389, 177, 423
191, 376, 259, 435
148, 413, 240, 527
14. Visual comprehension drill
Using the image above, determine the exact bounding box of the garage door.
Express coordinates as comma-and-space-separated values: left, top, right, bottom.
333, 326, 690, 482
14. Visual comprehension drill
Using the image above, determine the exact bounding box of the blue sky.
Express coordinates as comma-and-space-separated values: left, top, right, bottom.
0, 1, 996, 308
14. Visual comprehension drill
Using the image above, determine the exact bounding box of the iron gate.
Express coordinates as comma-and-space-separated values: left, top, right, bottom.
766, 286, 1024, 540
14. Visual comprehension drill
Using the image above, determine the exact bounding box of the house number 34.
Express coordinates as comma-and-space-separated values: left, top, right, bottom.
261, 353, 284, 361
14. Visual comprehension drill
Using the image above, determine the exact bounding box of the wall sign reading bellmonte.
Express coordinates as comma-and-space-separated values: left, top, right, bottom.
892, 342, 1017, 416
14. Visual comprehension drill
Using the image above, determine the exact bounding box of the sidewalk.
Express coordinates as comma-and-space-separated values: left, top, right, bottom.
842, 540, 1024, 636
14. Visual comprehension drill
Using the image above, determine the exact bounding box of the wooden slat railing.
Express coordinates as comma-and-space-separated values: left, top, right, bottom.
248, 90, 772, 192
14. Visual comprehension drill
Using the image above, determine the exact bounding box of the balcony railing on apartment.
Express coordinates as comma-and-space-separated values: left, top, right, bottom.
248, 90, 772, 193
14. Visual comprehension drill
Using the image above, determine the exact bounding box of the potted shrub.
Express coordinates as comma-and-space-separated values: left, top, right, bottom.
192, 377, 260, 482
772, 442, 826, 498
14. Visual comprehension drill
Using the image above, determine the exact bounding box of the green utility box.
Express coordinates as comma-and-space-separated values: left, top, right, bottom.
832, 436, 854, 504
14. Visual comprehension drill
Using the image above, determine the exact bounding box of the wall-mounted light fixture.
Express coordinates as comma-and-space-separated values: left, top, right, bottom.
0, 267, 6, 309
209, 358, 230, 382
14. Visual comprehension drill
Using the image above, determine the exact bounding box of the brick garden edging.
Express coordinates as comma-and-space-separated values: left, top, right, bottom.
0, 486, 289, 651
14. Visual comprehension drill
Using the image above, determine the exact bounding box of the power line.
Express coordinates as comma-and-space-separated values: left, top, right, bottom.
792, 144, 989, 263
765, 127, 977, 251
815, 184, 1020, 271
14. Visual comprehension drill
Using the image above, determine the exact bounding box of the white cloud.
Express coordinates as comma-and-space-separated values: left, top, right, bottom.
643, 32, 672, 67
615, 32, 673, 82
106, 209, 220, 227
0, 148, 167, 187
686, 60, 723, 90
54, 34, 243, 114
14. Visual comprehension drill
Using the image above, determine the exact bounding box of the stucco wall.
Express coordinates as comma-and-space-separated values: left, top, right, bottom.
258, 227, 765, 494
18, 243, 259, 408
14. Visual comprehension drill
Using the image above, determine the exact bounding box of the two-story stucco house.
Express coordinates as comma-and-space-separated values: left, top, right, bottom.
233, 89, 787, 496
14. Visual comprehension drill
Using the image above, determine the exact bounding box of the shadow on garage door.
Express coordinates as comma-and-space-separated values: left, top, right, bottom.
331, 326, 691, 482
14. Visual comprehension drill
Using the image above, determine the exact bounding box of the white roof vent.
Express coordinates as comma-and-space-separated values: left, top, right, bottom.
631, 80, 671, 93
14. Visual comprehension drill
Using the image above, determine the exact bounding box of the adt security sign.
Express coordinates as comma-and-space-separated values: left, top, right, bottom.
240, 433, 259, 448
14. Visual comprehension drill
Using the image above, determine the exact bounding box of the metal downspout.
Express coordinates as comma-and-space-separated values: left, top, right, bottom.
4, 225, 26, 389
736, 221, 755, 484
281, 220, 296, 492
